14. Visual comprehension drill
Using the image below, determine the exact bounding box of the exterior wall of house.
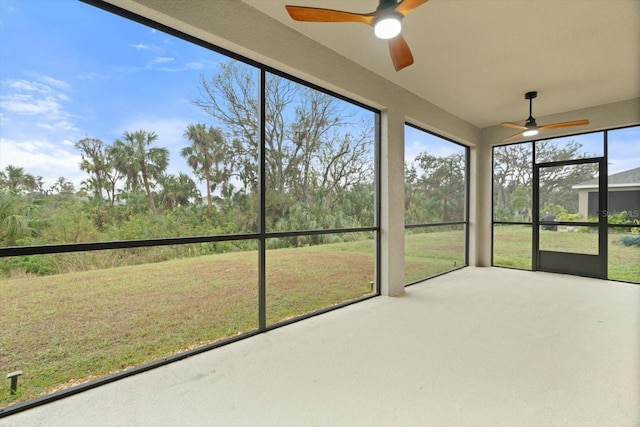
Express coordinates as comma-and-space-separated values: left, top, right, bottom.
578, 189, 590, 220
578, 187, 640, 220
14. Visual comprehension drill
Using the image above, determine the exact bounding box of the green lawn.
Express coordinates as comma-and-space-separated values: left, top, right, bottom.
0, 241, 375, 407
2, 227, 637, 408
493, 225, 640, 282
404, 228, 465, 282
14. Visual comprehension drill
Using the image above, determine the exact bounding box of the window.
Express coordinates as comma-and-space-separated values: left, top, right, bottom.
606, 126, 640, 282
492, 126, 640, 283
492, 142, 533, 270
404, 124, 468, 284
0, 0, 379, 409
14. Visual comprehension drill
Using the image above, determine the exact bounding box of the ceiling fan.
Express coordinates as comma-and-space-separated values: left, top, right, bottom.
285, 0, 428, 71
501, 91, 589, 142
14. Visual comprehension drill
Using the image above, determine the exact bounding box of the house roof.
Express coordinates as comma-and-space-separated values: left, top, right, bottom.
573, 166, 640, 189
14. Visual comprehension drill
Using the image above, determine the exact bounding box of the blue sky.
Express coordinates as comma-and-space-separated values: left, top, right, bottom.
1, 0, 637, 193
0, 0, 221, 189
405, 125, 465, 166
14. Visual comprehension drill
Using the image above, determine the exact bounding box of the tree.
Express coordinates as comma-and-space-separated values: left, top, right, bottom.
493, 144, 532, 220
0, 165, 38, 195
158, 173, 200, 209
109, 130, 169, 214
75, 137, 109, 204
49, 177, 75, 196
194, 61, 259, 192
407, 152, 465, 223
0, 190, 36, 246
493, 140, 598, 221
181, 123, 229, 212
194, 60, 374, 225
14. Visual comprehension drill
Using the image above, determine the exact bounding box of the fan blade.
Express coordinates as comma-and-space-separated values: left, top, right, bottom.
388, 34, 414, 71
538, 119, 589, 131
500, 122, 527, 130
503, 130, 525, 142
394, 0, 429, 17
285, 5, 375, 24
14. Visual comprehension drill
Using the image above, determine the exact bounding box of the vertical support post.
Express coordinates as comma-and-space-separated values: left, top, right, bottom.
258, 68, 267, 330
469, 141, 492, 267
379, 109, 405, 296
598, 157, 608, 279
533, 162, 540, 271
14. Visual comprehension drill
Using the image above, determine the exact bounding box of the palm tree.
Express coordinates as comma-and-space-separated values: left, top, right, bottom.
0, 165, 38, 195
181, 124, 228, 211
109, 130, 169, 214
158, 173, 200, 209
0, 190, 35, 246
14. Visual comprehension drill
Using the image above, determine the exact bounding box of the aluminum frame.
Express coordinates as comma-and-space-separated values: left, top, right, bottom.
491, 125, 639, 284
0, 0, 382, 417
403, 123, 470, 286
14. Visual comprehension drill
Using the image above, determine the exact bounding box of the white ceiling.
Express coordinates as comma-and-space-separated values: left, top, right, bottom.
242, 0, 640, 129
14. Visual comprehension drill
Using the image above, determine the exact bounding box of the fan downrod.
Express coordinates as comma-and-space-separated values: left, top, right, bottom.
378, 0, 398, 10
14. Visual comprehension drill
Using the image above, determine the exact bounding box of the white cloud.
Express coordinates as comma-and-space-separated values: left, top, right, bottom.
53, 120, 77, 131
159, 61, 205, 73
151, 56, 175, 64
37, 74, 71, 91
404, 136, 462, 166
5, 79, 42, 91
0, 92, 61, 115
0, 75, 77, 131
77, 72, 110, 81
129, 43, 163, 52
116, 56, 178, 74
609, 157, 640, 175
404, 139, 423, 165
36, 123, 55, 131
0, 137, 84, 188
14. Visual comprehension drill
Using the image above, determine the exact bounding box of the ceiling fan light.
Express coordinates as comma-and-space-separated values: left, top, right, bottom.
374, 15, 402, 39
522, 129, 539, 137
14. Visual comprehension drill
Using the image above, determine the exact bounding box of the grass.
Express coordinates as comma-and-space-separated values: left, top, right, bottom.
0, 241, 375, 408
2, 228, 637, 408
404, 228, 465, 283
493, 225, 640, 282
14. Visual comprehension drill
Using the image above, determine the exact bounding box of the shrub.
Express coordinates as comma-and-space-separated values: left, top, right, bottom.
0, 255, 57, 276
557, 212, 582, 222
618, 235, 640, 247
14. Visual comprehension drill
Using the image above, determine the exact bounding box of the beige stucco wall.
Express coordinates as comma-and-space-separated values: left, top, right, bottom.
103, 0, 640, 294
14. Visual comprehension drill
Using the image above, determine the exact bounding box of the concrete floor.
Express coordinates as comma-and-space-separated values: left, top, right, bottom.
3, 267, 639, 426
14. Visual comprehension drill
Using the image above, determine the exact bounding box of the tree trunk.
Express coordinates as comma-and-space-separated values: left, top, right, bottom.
140, 164, 157, 214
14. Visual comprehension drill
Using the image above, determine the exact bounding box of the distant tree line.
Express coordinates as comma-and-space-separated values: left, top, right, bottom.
1, 61, 478, 277
405, 151, 466, 225
0, 61, 377, 276
493, 140, 598, 222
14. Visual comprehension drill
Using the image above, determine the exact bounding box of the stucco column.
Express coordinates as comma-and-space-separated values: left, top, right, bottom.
380, 109, 406, 296
469, 141, 492, 266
